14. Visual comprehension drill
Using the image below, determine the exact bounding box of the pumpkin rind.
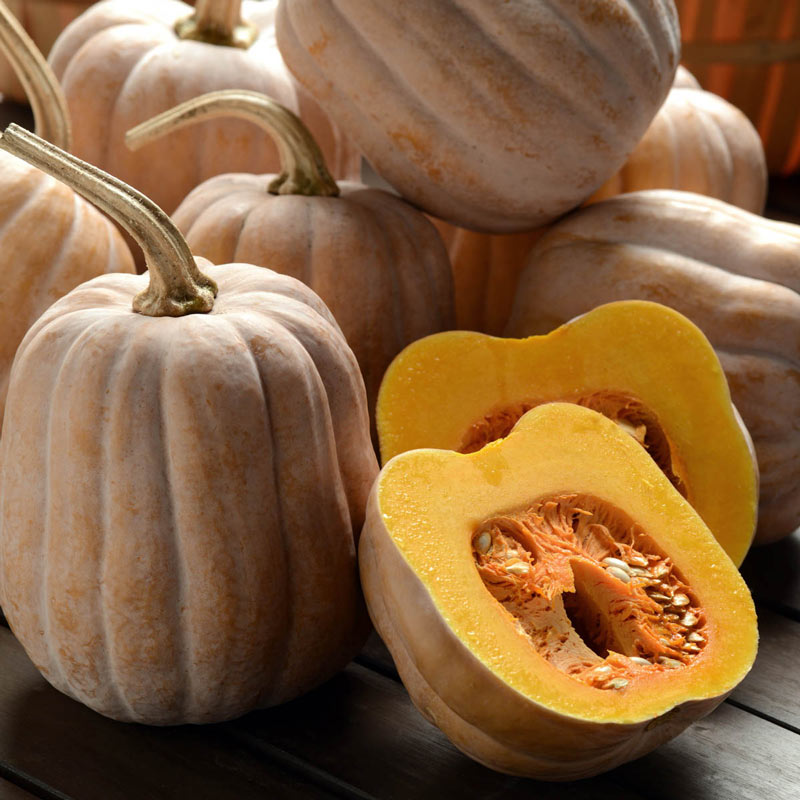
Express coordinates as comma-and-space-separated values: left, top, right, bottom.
360, 403, 757, 779
505, 190, 800, 543
0, 263, 377, 723
48, 0, 360, 215
276, 0, 680, 232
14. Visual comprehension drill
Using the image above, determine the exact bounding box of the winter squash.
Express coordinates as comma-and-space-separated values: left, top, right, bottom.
276, 0, 680, 232
377, 301, 758, 566
505, 190, 799, 545
126, 90, 454, 415
361, 402, 758, 779
48, 0, 360, 218
0, 2, 133, 432
587, 83, 767, 212
0, 123, 377, 724
0, 0, 92, 102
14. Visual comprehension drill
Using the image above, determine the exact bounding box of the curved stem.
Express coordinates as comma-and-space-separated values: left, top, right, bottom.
125, 90, 340, 198
174, 0, 258, 49
0, 1, 71, 150
0, 124, 217, 317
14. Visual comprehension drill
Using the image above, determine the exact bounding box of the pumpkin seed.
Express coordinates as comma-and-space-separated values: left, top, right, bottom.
593, 665, 612, 675
653, 564, 670, 578
628, 555, 649, 567
602, 557, 631, 574
629, 657, 651, 666
681, 612, 698, 627
671, 593, 690, 608
659, 657, 683, 669
630, 567, 649, 577
474, 531, 492, 554
687, 632, 705, 643
649, 593, 671, 603
606, 678, 629, 690
606, 566, 631, 584
683, 643, 700, 653
505, 561, 530, 576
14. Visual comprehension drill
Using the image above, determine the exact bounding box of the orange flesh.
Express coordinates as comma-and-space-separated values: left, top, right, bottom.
472, 493, 706, 691
460, 391, 689, 498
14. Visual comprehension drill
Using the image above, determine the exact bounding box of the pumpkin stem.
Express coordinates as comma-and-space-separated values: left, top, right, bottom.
0, 124, 217, 317
125, 90, 340, 198
174, 0, 257, 49
0, 1, 71, 150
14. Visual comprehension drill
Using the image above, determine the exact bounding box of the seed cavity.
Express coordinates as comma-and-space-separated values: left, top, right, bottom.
472, 493, 707, 693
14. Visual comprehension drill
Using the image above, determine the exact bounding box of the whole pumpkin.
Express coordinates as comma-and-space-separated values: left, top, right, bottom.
276, 0, 680, 232
505, 189, 800, 545
0, 124, 377, 724
48, 0, 360, 217
0, 1, 134, 432
127, 90, 454, 416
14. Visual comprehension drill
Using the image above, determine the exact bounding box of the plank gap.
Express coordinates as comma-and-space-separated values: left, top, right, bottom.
725, 697, 800, 737
0, 761, 74, 800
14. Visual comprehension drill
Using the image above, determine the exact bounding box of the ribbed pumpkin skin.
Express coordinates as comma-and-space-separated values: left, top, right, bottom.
429, 217, 545, 335
505, 190, 800, 544
48, 0, 360, 215
276, 0, 680, 233
173, 176, 454, 413
0, 152, 134, 428
588, 87, 767, 212
0, 263, 377, 724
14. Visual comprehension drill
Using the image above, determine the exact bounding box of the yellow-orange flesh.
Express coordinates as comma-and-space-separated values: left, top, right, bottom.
461, 391, 689, 499
473, 493, 704, 692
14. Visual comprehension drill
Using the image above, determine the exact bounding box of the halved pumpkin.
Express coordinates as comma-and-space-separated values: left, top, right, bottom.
377, 301, 757, 566
360, 402, 758, 780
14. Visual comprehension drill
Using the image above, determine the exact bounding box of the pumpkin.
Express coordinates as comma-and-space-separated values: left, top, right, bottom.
424, 62, 764, 335
276, 0, 680, 233
361, 402, 758, 779
0, 0, 92, 102
0, 123, 377, 724
48, 0, 360, 219
0, 2, 133, 432
505, 190, 799, 545
126, 90, 454, 416
377, 301, 758, 566
587, 81, 768, 212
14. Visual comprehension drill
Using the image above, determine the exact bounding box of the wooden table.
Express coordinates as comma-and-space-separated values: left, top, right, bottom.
0, 101, 799, 798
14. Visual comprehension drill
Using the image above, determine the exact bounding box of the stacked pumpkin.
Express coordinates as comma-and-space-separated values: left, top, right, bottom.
0, 0, 791, 783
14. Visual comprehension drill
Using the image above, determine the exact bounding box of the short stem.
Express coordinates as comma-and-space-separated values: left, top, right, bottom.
174, 0, 258, 49
125, 90, 340, 198
0, 124, 217, 317
0, 1, 71, 150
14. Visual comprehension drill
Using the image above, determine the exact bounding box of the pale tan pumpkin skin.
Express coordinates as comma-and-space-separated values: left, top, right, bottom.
174, 176, 454, 413
276, 0, 680, 233
48, 0, 360, 216
505, 190, 800, 544
0, 0, 93, 102
0, 262, 378, 724
588, 87, 767, 212
0, 152, 134, 429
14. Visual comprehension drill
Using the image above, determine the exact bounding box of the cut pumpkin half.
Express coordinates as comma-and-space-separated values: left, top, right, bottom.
376, 300, 758, 565
360, 403, 758, 780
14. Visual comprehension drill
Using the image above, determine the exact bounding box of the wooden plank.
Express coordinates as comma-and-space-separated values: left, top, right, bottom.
730, 607, 800, 732
229, 661, 645, 800
0, 776, 41, 800
741, 530, 800, 616
0, 628, 338, 800
614, 703, 800, 800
